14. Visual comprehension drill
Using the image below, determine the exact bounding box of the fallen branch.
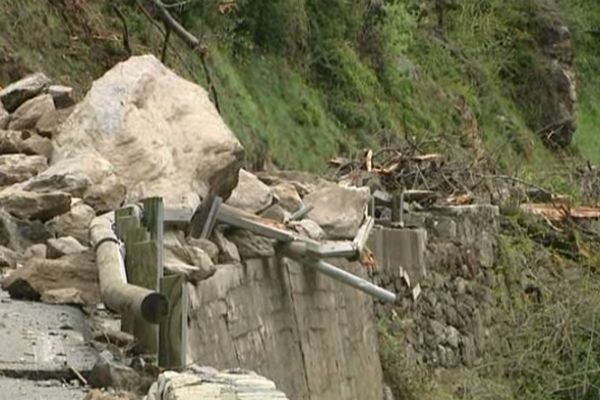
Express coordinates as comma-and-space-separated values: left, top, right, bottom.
111, 4, 132, 56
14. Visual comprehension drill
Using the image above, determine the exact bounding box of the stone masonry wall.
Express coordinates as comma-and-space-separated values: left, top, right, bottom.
372, 205, 510, 369
186, 257, 384, 400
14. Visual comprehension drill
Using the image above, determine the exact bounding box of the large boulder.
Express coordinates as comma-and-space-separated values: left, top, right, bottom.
8, 94, 55, 131
0, 72, 51, 112
226, 169, 273, 214
0, 154, 47, 186
53, 55, 245, 208
22, 153, 126, 213
303, 185, 370, 239
1, 250, 99, 304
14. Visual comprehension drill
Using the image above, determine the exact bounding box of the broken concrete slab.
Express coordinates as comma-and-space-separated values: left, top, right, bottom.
8, 94, 55, 131
0, 377, 85, 400
0, 187, 70, 221
146, 370, 289, 400
0, 289, 97, 378
304, 185, 370, 239
226, 169, 274, 214
54, 55, 245, 208
0, 72, 51, 112
47, 236, 88, 259
0, 154, 48, 186
2, 251, 100, 304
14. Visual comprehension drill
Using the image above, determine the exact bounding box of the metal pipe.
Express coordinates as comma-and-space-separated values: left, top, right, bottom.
90, 212, 168, 324
305, 259, 397, 304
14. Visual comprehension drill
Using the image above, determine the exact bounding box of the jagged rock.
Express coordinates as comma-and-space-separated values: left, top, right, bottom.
0, 245, 17, 269
228, 229, 275, 259
256, 170, 326, 196
289, 219, 325, 240
47, 236, 88, 259
0, 210, 53, 252
146, 370, 289, 400
48, 84, 75, 108
212, 228, 240, 263
0, 72, 51, 112
89, 351, 150, 393
260, 204, 288, 223
0, 129, 53, 158
272, 182, 303, 212
227, 169, 274, 214
8, 94, 55, 131
23, 153, 126, 213
1, 250, 99, 304
23, 243, 47, 260
0, 103, 8, 129
0, 187, 70, 221
40, 287, 84, 305
54, 55, 244, 208
165, 238, 216, 283
186, 237, 219, 263
304, 185, 370, 239
0, 154, 47, 186
35, 106, 74, 138
47, 198, 95, 244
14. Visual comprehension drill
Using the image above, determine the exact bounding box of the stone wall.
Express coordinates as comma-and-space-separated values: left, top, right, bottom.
372, 205, 510, 369
186, 257, 384, 400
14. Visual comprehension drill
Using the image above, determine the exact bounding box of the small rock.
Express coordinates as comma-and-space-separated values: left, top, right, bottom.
47, 236, 88, 259
35, 106, 74, 138
0, 209, 53, 251
165, 234, 216, 282
1, 250, 99, 304
304, 184, 370, 239
0, 129, 53, 158
0, 245, 18, 269
40, 287, 84, 305
24, 243, 47, 260
0, 103, 8, 129
260, 204, 289, 223
8, 94, 55, 131
213, 229, 241, 263
0, 72, 51, 112
228, 229, 275, 259
429, 319, 446, 344
271, 183, 303, 212
226, 169, 274, 214
88, 350, 151, 393
289, 219, 325, 240
186, 237, 219, 263
446, 326, 460, 349
0, 187, 70, 221
47, 199, 95, 244
0, 154, 48, 186
48, 85, 75, 109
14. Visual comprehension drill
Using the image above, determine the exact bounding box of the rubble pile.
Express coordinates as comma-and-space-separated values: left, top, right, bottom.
0, 56, 372, 400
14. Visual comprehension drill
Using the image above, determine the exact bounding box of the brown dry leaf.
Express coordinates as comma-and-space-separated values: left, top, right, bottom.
218, 0, 238, 14
446, 193, 474, 205
360, 248, 377, 270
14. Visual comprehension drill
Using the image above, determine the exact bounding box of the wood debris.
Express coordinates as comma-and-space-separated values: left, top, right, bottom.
520, 203, 600, 221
